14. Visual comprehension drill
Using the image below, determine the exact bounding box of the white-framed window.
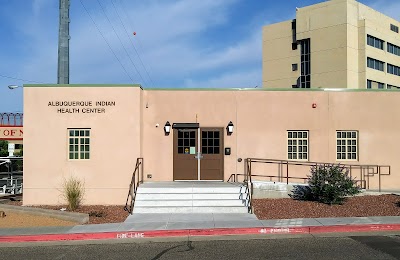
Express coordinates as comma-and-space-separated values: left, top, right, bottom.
336, 131, 358, 161
68, 129, 90, 160
287, 130, 308, 160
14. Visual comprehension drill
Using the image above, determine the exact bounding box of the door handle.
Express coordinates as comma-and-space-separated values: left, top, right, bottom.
195, 153, 203, 159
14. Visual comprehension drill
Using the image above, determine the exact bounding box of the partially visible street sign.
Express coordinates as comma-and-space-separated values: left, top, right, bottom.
8, 143, 15, 157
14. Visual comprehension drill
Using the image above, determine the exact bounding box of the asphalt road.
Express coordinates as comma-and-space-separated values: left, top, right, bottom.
1, 235, 400, 260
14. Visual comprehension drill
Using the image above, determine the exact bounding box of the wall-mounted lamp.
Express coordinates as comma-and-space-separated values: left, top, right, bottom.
164, 121, 171, 135
226, 121, 234, 135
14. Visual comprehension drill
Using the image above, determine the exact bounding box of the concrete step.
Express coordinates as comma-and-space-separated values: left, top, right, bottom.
133, 206, 249, 214
137, 187, 246, 194
136, 193, 247, 200
135, 199, 246, 207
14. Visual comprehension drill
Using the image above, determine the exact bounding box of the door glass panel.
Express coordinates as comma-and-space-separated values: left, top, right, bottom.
201, 130, 221, 154
178, 130, 196, 154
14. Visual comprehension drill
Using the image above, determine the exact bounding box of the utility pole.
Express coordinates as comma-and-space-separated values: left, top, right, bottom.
57, 0, 70, 84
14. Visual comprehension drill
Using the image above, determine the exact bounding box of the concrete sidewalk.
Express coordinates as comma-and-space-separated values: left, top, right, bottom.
1, 214, 400, 243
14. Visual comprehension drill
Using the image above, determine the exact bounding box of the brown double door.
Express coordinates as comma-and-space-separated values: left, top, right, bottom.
173, 127, 224, 181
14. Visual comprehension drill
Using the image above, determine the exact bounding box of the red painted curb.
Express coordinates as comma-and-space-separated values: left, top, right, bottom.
1, 224, 400, 243
309, 224, 400, 234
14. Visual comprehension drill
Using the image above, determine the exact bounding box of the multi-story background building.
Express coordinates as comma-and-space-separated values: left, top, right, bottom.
262, 0, 400, 89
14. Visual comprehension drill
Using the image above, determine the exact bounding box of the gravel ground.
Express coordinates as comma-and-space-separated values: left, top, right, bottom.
0, 212, 78, 228
5, 201, 129, 225
253, 194, 400, 219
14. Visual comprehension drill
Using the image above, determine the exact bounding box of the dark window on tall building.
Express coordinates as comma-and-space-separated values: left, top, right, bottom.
391, 24, 399, 33
388, 64, 400, 76
367, 57, 384, 71
291, 19, 297, 50
367, 80, 372, 89
367, 35, 384, 50
387, 43, 400, 56
299, 39, 311, 88
367, 79, 386, 89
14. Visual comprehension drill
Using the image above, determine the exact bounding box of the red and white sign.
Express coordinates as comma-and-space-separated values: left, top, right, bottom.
0, 126, 23, 140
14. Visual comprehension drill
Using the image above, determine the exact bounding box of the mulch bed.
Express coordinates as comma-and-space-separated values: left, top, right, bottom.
5, 201, 129, 224
253, 194, 400, 219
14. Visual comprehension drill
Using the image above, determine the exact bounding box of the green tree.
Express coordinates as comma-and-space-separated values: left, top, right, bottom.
0, 140, 8, 157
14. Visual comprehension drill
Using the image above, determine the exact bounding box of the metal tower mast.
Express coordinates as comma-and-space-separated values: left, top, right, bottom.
57, 0, 70, 84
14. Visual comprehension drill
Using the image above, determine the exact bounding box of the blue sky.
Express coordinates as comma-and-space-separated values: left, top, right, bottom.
0, 0, 398, 112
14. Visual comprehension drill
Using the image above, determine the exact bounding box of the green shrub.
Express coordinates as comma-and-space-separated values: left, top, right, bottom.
291, 164, 361, 205
62, 176, 85, 211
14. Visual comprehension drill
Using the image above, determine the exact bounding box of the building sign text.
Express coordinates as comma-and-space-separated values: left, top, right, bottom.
48, 101, 116, 114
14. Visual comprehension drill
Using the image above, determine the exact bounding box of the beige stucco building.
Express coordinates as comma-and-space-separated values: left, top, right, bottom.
22, 84, 397, 205
262, 0, 400, 89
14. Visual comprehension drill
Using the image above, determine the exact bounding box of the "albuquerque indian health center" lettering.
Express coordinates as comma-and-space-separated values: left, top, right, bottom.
48, 101, 116, 114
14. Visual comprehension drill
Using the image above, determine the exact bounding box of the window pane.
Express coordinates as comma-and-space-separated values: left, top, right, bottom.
69, 130, 74, 136
288, 132, 292, 138
190, 131, 195, 138
214, 147, 220, 154
337, 146, 341, 152
85, 153, 90, 160
288, 153, 292, 159
352, 132, 357, 138
208, 147, 213, 154
202, 147, 207, 154
69, 145, 74, 152
303, 146, 307, 152
75, 153, 79, 159
214, 131, 219, 138
190, 139, 195, 147
303, 153, 307, 159
214, 139, 220, 147
288, 146, 292, 152
288, 140, 292, 146
337, 132, 341, 138
184, 139, 189, 146
337, 153, 341, 159
85, 130, 90, 136
293, 132, 297, 138
303, 132, 307, 138
85, 146, 90, 152
69, 153, 74, 159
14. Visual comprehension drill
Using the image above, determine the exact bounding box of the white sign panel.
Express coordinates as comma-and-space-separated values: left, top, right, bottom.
8, 143, 15, 157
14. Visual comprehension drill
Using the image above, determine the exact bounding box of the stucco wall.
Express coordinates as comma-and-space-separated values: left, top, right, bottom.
23, 86, 141, 205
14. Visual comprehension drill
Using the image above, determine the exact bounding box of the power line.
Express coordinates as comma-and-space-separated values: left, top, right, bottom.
0, 74, 45, 84
79, 0, 135, 84
112, 0, 156, 87
96, 0, 148, 87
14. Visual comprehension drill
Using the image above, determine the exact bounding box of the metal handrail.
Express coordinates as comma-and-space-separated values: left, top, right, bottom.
124, 158, 144, 214
243, 158, 390, 191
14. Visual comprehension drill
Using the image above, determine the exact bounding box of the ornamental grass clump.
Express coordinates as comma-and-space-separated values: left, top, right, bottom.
62, 176, 85, 211
291, 164, 361, 205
